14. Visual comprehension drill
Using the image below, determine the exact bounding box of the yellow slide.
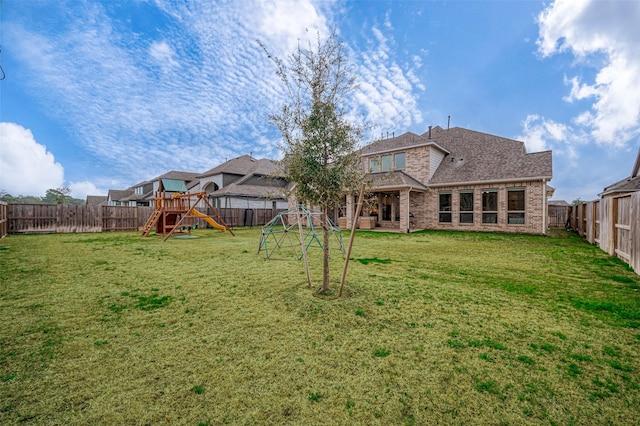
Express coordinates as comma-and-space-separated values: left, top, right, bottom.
191, 209, 226, 232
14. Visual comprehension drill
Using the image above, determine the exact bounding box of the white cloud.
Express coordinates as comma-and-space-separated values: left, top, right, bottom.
149, 41, 179, 73
0, 122, 64, 197
518, 114, 580, 161
5, 0, 424, 188
69, 181, 104, 200
537, 0, 640, 146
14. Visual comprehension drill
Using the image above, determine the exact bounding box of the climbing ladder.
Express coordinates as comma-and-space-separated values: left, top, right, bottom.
141, 209, 161, 237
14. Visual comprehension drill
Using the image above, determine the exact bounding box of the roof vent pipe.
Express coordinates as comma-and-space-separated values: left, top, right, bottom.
448, 115, 451, 130
428, 126, 432, 140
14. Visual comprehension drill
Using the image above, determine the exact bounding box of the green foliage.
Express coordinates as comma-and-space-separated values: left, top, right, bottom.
0, 188, 84, 205
308, 392, 322, 402
373, 348, 390, 357
261, 30, 366, 291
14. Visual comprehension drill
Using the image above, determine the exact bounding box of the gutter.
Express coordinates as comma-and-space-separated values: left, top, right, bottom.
361, 142, 450, 157
428, 176, 552, 188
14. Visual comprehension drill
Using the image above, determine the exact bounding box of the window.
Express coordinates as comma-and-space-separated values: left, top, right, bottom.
482, 190, 498, 224
508, 188, 525, 224
439, 192, 452, 223
135, 186, 143, 195
459, 191, 474, 224
381, 154, 392, 172
394, 152, 406, 170
369, 157, 380, 173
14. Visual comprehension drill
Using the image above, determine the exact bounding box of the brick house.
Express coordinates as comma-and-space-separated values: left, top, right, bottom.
344, 126, 553, 235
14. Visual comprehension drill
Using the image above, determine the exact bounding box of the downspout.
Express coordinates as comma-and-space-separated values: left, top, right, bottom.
542, 179, 547, 235
406, 188, 412, 233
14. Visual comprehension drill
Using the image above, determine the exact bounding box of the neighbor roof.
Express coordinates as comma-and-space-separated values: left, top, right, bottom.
210, 182, 286, 199
599, 144, 640, 196
427, 126, 552, 185
86, 195, 107, 205
198, 155, 259, 178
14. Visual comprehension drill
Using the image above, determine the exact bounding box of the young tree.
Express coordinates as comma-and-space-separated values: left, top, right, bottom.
261, 31, 366, 292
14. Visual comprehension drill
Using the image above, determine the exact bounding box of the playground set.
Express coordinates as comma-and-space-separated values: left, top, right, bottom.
141, 190, 234, 240
258, 205, 344, 259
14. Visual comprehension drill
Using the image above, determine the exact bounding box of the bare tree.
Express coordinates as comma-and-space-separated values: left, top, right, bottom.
261, 31, 366, 292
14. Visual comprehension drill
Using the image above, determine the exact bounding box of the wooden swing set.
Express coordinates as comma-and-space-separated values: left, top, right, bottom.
141, 191, 234, 241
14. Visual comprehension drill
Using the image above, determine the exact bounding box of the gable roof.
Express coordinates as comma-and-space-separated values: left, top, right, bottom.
156, 170, 200, 181
198, 155, 258, 178
427, 126, 552, 185
209, 182, 287, 199
367, 171, 429, 191
86, 195, 107, 205
360, 131, 449, 156
107, 189, 133, 201
600, 144, 640, 196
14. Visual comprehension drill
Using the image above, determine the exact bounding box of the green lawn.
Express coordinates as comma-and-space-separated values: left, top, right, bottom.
1, 228, 639, 425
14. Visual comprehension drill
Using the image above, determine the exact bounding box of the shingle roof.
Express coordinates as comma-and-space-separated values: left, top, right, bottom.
600, 174, 640, 196
198, 155, 258, 178
366, 171, 429, 191
427, 126, 552, 185
210, 182, 286, 199
548, 200, 569, 206
107, 189, 133, 201
601, 144, 640, 196
156, 170, 200, 181
360, 131, 448, 156
86, 195, 107, 205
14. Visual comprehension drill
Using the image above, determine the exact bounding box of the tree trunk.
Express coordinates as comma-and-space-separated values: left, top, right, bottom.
322, 206, 330, 292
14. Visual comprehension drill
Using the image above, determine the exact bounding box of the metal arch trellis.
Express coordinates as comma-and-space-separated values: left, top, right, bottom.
258, 205, 344, 260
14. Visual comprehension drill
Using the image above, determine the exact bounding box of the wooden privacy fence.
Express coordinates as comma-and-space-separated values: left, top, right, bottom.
567, 193, 640, 275
548, 204, 570, 228
5, 204, 283, 234
0, 202, 7, 238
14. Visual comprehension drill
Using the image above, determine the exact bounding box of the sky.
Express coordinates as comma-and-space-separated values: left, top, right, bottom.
1, 0, 639, 202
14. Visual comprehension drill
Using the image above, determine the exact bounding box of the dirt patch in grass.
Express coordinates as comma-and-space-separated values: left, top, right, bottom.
0, 228, 638, 424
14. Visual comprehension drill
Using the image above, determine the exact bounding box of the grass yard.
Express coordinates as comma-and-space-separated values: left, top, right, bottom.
1, 228, 639, 425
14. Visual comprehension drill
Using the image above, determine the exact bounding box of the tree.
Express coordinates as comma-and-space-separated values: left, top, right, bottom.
43, 187, 72, 205
261, 31, 366, 292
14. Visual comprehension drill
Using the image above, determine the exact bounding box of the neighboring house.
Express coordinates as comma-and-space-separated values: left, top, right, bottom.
599, 146, 640, 198
106, 189, 134, 206
124, 180, 155, 206
153, 170, 201, 197
197, 155, 288, 209
344, 126, 553, 234
85, 195, 108, 206
102, 170, 200, 207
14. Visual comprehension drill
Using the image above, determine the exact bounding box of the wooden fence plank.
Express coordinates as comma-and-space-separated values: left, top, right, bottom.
0, 202, 7, 238
7, 204, 284, 234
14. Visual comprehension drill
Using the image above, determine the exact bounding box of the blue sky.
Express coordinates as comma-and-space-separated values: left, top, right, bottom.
1, 0, 639, 202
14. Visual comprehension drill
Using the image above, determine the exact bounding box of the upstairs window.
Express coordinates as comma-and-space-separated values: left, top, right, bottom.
394, 153, 406, 170
439, 192, 452, 223
369, 157, 380, 173
381, 154, 392, 172
459, 191, 474, 223
482, 190, 498, 224
508, 188, 525, 224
